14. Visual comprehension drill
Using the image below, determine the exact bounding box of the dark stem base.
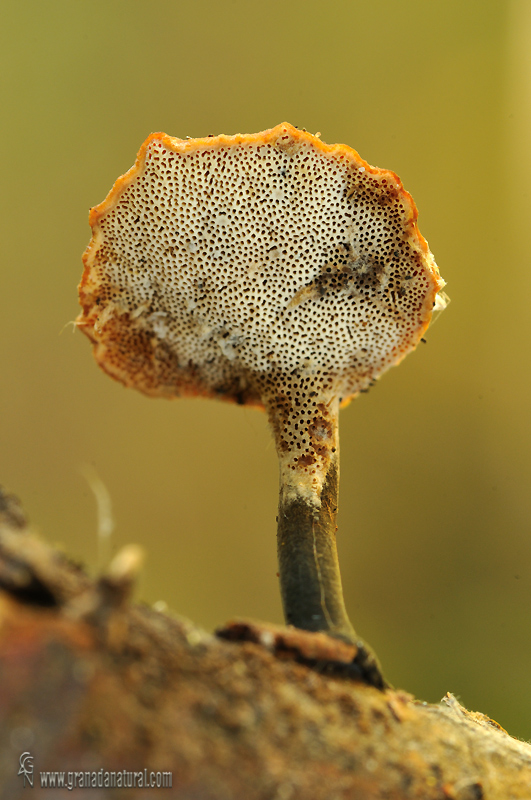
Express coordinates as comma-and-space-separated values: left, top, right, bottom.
277, 460, 386, 689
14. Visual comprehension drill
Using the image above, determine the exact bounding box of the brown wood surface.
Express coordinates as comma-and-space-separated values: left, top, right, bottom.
0, 488, 530, 799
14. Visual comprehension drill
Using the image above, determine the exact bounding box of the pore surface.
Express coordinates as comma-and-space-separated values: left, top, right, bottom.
79, 124, 441, 410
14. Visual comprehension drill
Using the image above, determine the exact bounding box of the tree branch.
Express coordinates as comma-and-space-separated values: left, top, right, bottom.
0, 489, 529, 799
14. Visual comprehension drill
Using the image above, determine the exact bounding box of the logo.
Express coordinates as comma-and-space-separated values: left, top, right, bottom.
18, 752, 34, 788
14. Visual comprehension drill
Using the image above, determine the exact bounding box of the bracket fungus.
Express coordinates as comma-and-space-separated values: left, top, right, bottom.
78, 123, 445, 687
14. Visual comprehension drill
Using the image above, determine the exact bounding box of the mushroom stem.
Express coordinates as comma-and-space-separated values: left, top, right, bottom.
276, 448, 352, 637
268, 391, 385, 687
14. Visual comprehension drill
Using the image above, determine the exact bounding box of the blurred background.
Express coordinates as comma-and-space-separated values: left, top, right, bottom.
2, 0, 531, 739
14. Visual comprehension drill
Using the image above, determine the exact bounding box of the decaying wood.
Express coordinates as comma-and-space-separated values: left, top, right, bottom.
0, 488, 530, 799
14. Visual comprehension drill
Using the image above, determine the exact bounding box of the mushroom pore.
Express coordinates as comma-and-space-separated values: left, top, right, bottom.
78, 123, 445, 686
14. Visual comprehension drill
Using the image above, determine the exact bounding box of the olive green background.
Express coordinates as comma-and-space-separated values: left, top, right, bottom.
2, 0, 531, 739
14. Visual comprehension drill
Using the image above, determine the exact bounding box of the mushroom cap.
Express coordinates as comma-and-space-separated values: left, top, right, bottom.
78, 123, 444, 412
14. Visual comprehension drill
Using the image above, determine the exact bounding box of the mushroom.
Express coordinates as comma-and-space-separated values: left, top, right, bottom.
77, 123, 445, 687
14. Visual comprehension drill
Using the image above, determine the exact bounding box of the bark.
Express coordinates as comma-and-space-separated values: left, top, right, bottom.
0, 488, 530, 799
